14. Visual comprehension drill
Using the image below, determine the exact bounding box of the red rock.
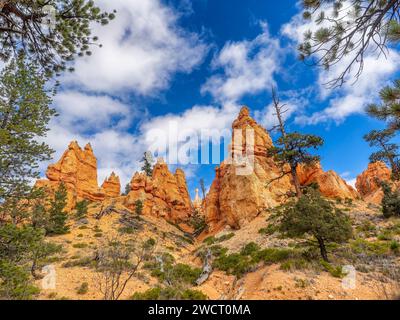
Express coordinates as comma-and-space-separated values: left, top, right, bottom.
101, 172, 121, 198
35, 141, 118, 210
124, 159, 193, 223
297, 162, 358, 200
204, 106, 293, 231
356, 161, 392, 204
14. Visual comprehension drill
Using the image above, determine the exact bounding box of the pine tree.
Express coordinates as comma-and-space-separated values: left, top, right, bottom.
134, 200, 143, 216
0, 224, 61, 299
275, 188, 353, 262
199, 179, 206, 200
141, 151, 154, 177
267, 88, 323, 197
46, 183, 69, 235
0, 54, 55, 223
75, 200, 89, 221
381, 181, 400, 218
299, 1, 400, 87
364, 129, 400, 179
124, 183, 131, 196
0, 1, 116, 75
366, 79, 400, 130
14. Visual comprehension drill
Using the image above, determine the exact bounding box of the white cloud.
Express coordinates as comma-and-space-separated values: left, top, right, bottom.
140, 102, 240, 164
41, 0, 210, 188
346, 178, 357, 189
282, 2, 400, 124
53, 92, 135, 132
62, 0, 209, 95
202, 22, 283, 103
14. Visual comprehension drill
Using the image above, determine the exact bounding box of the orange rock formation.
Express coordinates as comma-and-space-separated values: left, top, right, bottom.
124, 158, 193, 223
204, 106, 360, 231
356, 161, 392, 204
204, 107, 293, 231
36, 141, 118, 209
297, 162, 358, 200
101, 172, 121, 198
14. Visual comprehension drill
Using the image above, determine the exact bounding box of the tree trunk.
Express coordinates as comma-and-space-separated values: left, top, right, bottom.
291, 165, 302, 198
316, 236, 329, 262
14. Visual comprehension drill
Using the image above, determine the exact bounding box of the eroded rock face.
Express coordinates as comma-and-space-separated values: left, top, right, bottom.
101, 172, 121, 198
204, 107, 293, 231
297, 162, 358, 200
35, 141, 114, 209
124, 159, 193, 223
356, 162, 392, 204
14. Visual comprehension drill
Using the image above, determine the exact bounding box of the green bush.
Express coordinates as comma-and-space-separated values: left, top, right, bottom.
145, 257, 201, 286
381, 182, 400, 218
203, 233, 235, 246
62, 256, 94, 268
72, 243, 88, 249
134, 199, 143, 215
320, 260, 345, 278
240, 242, 260, 256
390, 240, 399, 253
0, 260, 39, 300
76, 282, 89, 295
350, 238, 392, 256
258, 224, 277, 235
0, 224, 61, 299
252, 248, 293, 264
212, 243, 296, 277
75, 200, 89, 220
213, 252, 252, 277
203, 236, 216, 245
131, 287, 207, 300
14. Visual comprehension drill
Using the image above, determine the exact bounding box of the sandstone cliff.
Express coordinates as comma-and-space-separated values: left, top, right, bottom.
356, 161, 392, 204
204, 107, 293, 231
101, 172, 121, 198
124, 159, 193, 223
297, 162, 358, 200
204, 106, 360, 231
36, 141, 116, 209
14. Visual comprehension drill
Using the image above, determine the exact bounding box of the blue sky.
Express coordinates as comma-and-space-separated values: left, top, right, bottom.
43, 0, 400, 197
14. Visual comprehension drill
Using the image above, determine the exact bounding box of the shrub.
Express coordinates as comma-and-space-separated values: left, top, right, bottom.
253, 248, 293, 264
381, 182, 400, 218
203, 233, 235, 246
390, 240, 400, 253
131, 287, 207, 300
258, 225, 277, 235
240, 242, 260, 256
0, 260, 40, 300
212, 243, 296, 277
118, 226, 135, 234
350, 238, 392, 256
62, 257, 94, 268
203, 236, 216, 245
345, 198, 353, 206
134, 200, 143, 215
0, 224, 61, 299
76, 282, 89, 295
72, 243, 88, 249
213, 252, 252, 277
320, 260, 345, 278
75, 200, 89, 220
378, 232, 393, 241
146, 260, 202, 286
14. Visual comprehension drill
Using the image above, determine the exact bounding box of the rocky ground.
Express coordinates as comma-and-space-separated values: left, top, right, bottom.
35, 200, 400, 300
